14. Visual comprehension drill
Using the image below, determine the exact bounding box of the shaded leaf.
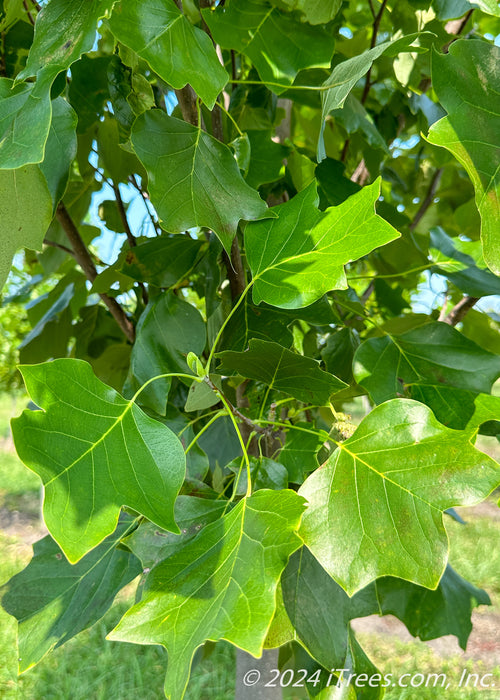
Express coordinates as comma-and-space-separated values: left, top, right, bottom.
217, 339, 347, 404
123, 496, 227, 569
117, 236, 204, 288
353, 321, 500, 405
203, 0, 334, 94
278, 422, 324, 483
128, 291, 206, 415
427, 41, 500, 274
318, 33, 430, 159
108, 0, 228, 109
227, 456, 288, 495
0, 519, 141, 672
245, 179, 400, 308
245, 130, 291, 188
12, 359, 186, 562
109, 489, 306, 699
131, 111, 272, 252
0, 164, 52, 290
39, 97, 77, 209
299, 398, 500, 594
271, 0, 342, 25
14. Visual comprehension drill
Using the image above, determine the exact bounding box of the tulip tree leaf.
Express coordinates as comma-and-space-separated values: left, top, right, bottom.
427, 41, 500, 274
128, 291, 206, 415
278, 422, 324, 483
107, 0, 228, 109
282, 547, 490, 671
11, 359, 186, 563
117, 236, 204, 288
0, 0, 115, 169
270, 0, 342, 25
299, 399, 500, 595
131, 111, 272, 252
108, 489, 306, 700
39, 98, 78, 209
0, 520, 142, 673
245, 179, 400, 309
217, 339, 347, 404
353, 321, 500, 405
429, 227, 500, 297
203, 0, 334, 94
318, 33, 431, 160
0, 165, 53, 290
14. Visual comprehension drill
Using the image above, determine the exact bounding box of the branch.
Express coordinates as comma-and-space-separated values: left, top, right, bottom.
56, 203, 136, 343
43, 239, 76, 257
361, 0, 388, 105
443, 10, 474, 52
443, 295, 479, 326
175, 86, 199, 126
113, 183, 149, 305
409, 167, 443, 231
204, 376, 268, 435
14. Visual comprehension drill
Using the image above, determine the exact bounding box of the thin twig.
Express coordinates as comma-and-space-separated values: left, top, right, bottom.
129, 175, 161, 234
443, 10, 474, 52
361, 0, 388, 105
56, 203, 136, 342
204, 376, 269, 435
113, 182, 149, 304
443, 296, 479, 326
43, 239, 76, 257
22, 0, 34, 25
409, 168, 443, 231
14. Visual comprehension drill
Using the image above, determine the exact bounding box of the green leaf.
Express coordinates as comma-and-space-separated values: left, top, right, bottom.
12, 359, 186, 562
0, 76, 52, 169
0, 0, 115, 169
117, 236, 203, 288
39, 97, 77, 209
123, 496, 227, 569
371, 565, 491, 650
278, 422, 324, 483
107, 0, 228, 109
353, 321, 500, 405
109, 489, 306, 700
282, 547, 490, 674
128, 291, 206, 415
227, 456, 288, 495
299, 399, 500, 594
203, 0, 335, 95
18, 0, 116, 82
131, 110, 272, 252
0, 519, 142, 672
427, 41, 500, 274
429, 227, 500, 297
221, 300, 294, 352
0, 164, 53, 290
270, 0, 342, 25
318, 33, 431, 160
245, 179, 400, 309
468, 0, 500, 16
217, 339, 347, 404
245, 130, 291, 188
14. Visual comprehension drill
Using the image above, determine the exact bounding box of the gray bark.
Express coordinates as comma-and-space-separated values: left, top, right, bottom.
235, 649, 282, 700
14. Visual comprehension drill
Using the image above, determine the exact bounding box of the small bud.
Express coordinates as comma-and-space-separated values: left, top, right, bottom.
186, 351, 206, 377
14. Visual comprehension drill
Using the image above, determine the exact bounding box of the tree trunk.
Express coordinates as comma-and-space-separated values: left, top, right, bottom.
235, 649, 282, 700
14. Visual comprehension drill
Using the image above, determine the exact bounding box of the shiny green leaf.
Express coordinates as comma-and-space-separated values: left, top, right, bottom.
109, 489, 306, 700
107, 0, 228, 109
12, 359, 186, 562
299, 399, 500, 594
217, 339, 347, 404
270, 0, 342, 25
131, 111, 272, 252
245, 179, 400, 308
